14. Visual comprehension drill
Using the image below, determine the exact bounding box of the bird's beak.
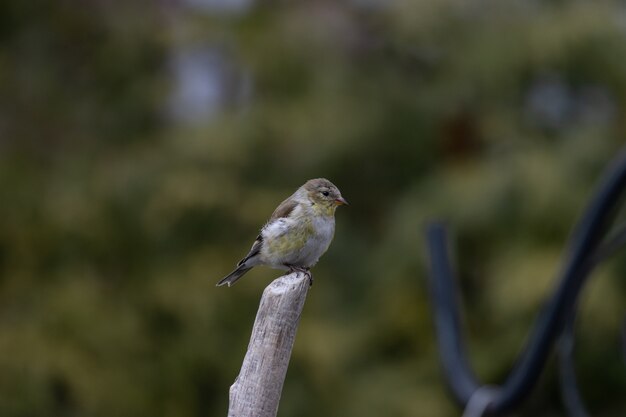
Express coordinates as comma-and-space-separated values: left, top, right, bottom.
335, 197, 349, 206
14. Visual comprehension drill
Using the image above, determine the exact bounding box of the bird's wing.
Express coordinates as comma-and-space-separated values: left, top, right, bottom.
237, 235, 263, 266
269, 197, 298, 221
236, 198, 298, 267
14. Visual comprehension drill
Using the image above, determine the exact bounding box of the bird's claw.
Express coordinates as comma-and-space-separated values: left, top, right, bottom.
286, 265, 313, 286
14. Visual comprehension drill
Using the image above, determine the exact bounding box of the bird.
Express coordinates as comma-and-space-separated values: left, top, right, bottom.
216, 178, 348, 287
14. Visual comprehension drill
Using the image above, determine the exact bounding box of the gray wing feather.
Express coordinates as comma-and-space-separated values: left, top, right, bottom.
269, 198, 298, 221
237, 235, 263, 266
236, 197, 298, 267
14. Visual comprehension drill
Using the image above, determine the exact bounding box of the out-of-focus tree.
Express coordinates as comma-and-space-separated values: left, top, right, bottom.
0, 1, 625, 416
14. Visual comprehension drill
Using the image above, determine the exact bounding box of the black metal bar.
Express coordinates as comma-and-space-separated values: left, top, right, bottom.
558, 314, 590, 417
426, 222, 479, 405
555, 219, 626, 417
425, 149, 626, 415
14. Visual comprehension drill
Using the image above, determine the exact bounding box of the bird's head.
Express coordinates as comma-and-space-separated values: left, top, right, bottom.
303, 178, 348, 215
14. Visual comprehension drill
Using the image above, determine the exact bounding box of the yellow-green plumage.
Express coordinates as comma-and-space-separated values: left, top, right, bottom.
264, 218, 313, 258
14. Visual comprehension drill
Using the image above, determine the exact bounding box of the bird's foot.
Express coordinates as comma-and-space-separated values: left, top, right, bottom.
286, 265, 313, 286
302, 268, 313, 286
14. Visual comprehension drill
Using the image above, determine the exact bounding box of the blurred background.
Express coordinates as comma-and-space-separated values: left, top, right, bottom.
1, 0, 625, 416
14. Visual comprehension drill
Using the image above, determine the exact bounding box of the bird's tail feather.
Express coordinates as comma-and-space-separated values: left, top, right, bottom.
216, 265, 252, 287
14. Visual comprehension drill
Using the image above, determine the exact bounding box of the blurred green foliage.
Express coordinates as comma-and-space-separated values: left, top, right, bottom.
1, 0, 625, 416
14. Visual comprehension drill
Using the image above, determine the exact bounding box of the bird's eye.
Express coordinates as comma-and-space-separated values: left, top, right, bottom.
321, 191, 330, 197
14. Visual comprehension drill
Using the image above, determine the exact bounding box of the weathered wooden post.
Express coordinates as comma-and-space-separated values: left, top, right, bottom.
228, 271, 310, 417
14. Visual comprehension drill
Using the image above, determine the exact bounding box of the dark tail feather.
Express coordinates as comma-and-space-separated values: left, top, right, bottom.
216, 266, 252, 287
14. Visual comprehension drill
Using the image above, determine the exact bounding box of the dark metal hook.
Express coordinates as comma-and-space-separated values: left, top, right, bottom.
425, 149, 626, 415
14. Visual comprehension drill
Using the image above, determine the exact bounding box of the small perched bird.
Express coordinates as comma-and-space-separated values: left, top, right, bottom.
217, 178, 348, 287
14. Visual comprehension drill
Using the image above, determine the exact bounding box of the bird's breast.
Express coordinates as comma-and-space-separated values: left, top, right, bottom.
311, 215, 335, 243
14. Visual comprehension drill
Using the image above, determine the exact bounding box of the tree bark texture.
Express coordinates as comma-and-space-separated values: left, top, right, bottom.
228, 272, 310, 417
